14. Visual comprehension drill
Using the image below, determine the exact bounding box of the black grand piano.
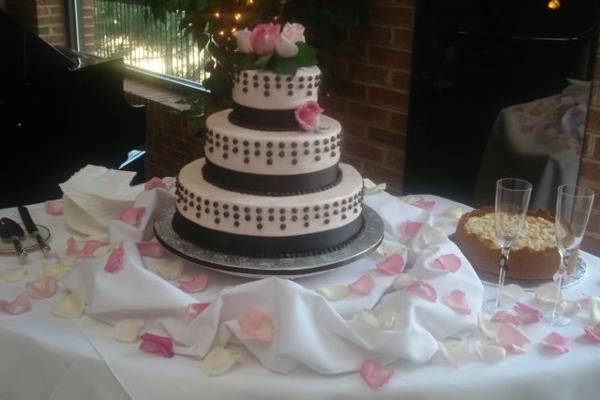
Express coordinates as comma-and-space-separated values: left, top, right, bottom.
0, 11, 146, 208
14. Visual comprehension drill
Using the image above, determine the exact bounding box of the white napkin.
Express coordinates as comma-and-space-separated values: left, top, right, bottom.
59, 165, 144, 237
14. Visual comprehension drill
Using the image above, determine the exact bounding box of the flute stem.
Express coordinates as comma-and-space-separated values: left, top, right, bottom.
495, 246, 510, 310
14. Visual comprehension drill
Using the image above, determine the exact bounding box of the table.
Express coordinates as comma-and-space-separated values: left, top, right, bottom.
1, 194, 599, 400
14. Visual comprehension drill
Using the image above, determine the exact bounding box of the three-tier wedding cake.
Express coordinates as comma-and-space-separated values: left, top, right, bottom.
173, 23, 365, 255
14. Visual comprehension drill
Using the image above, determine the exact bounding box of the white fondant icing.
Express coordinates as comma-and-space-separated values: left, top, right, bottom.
232, 66, 321, 110
176, 158, 363, 237
206, 110, 341, 175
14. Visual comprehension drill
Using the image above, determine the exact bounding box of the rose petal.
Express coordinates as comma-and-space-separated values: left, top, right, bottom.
495, 323, 530, 353
393, 273, 416, 289
514, 302, 543, 325
114, 319, 144, 343
491, 311, 521, 325
363, 178, 387, 195
52, 290, 85, 319
560, 300, 582, 316
502, 283, 525, 303
317, 284, 349, 301
353, 309, 395, 329
444, 290, 471, 315
0, 266, 28, 283
26, 277, 58, 300
438, 338, 469, 368
157, 259, 184, 280
403, 220, 422, 237
238, 309, 273, 343
541, 332, 571, 354
136, 240, 166, 258
475, 341, 506, 363
583, 324, 600, 343
200, 347, 242, 376
120, 207, 146, 227
2, 294, 32, 315
376, 253, 405, 275
65, 237, 85, 258
415, 198, 435, 210
360, 360, 394, 389
82, 239, 110, 258
104, 243, 125, 274
186, 302, 210, 318
442, 206, 466, 220
591, 297, 600, 324
144, 177, 167, 191
535, 282, 561, 305
433, 254, 462, 273
579, 295, 592, 308
373, 240, 405, 261
44, 263, 71, 280
140, 333, 174, 358
349, 274, 375, 295
44, 200, 63, 216
407, 280, 437, 302
478, 313, 497, 340
178, 273, 209, 293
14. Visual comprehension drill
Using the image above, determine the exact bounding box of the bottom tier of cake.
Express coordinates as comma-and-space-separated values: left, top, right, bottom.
174, 158, 364, 255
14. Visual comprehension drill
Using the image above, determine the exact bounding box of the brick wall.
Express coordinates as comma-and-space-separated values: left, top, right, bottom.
578, 42, 600, 255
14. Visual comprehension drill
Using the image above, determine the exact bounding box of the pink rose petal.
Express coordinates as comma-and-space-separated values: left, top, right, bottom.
349, 274, 375, 295
144, 177, 167, 191
136, 240, 166, 258
496, 323, 530, 353
403, 220, 422, 237
541, 332, 571, 354
583, 324, 600, 343
105, 243, 125, 274
139, 333, 174, 358
26, 277, 58, 300
514, 302, 543, 325
45, 200, 63, 216
444, 289, 471, 315
491, 311, 521, 325
81, 240, 110, 258
2, 294, 32, 315
294, 101, 324, 132
407, 280, 437, 302
186, 302, 210, 318
120, 207, 146, 227
65, 237, 84, 258
238, 308, 273, 343
360, 360, 394, 389
433, 254, 462, 273
415, 198, 435, 210
376, 253, 405, 275
178, 273, 209, 293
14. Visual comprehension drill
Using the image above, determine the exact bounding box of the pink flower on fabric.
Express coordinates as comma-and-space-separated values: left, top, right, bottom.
105, 243, 125, 274
514, 303, 542, 325
433, 254, 462, 273
407, 280, 437, 302
250, 23, 280, 55
2, 294, 32, 315
349, 274, 375, 295
44, 200, 63, 216
178, 273, 209, 293
360, 360, 394, 389
186, 302, 210, 318
144, 177, 167, 191
444, 290, 470, 315
403, 220, 422, 237
139, 333, 174, 358
120, 207, 146, 227
496, 323, 530, 354
541, 332, 571, 355
136, 241, 166, 258
491, 311, 521, 325
583, 323, 600, 343
376, 253, 405, 275
81, 240, 109, 258
238, 308, 274, 343
415, 198, 435, 210
294, 101, 323, 132
26, 277, 58, 300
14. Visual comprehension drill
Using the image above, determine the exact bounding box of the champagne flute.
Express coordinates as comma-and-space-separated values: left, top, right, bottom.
483, 178, 532, 314
545, 184, 594, 326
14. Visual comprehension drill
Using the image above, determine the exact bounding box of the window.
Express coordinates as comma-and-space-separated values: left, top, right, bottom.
67, 0, 210, 85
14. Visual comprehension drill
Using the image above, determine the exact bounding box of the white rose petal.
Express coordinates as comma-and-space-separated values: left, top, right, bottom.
275, 36, 299, 58
475, 340, 506, 363
114, 319, 144, 343
591, 296, 600, 324
45, 263, 71, 279
0, 266, 28, 283
374, 240, 407, 261
52, 290, 85, 319
560, 300, 582, 316
478, 313, 496, 340
157, 259, 185, 280
438, 338, 469, 368
352, 309, 396, 329
233, 28, 253, 53
363, 178, 387, 195
393, 273, 416, 290
501, 283, 525, 303
535, 282, 561, 305
200, 347, 241, 376
93, 243, 113, 257
317, 284, 349, 301
442, 206, 467, 220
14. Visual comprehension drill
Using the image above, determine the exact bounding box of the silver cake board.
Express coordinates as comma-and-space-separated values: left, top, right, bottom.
154, 206, 384, 279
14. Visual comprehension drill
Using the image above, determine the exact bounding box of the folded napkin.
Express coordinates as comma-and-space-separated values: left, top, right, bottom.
60, 165, 144, 237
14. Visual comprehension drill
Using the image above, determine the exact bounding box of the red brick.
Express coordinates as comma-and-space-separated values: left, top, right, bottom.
368, 126, 406, 147
339, 119, 366, 138
390, 112, 408, 132
37, 15, 64, 25
336, 80, 366, 100
320, 95, 347, 115
588, 108, 600, 132
344, 139, 384, 162
390, 71, 411, 90
580, 159, 600, 182
36, 0, 63, 5
368, 86, 409, 109
385, 149, 405, 168
370, 46, 412, 71
350, 26, 392, 45
394, 29, 413, 50
346, 102, 390, 126
371, 5, 413, 28
581, 234, 600, 256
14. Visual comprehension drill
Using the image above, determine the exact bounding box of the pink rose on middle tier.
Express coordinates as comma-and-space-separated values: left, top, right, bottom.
250, 23, 281, 55
295, 101, 324, 132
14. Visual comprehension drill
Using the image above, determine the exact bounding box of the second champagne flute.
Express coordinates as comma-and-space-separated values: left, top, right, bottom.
483, 177, 532, 313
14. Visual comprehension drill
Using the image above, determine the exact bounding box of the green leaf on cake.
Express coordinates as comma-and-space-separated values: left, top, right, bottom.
254, 54, 273, 68
294, 42, 318, 67
232, 52, 256, 70
272, 57, 298, 75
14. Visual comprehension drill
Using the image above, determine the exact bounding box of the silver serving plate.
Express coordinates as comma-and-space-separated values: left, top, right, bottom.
154, 206, 384, 279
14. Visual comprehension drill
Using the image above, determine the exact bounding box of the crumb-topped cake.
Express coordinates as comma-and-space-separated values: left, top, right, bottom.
451, 207, 575, 280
